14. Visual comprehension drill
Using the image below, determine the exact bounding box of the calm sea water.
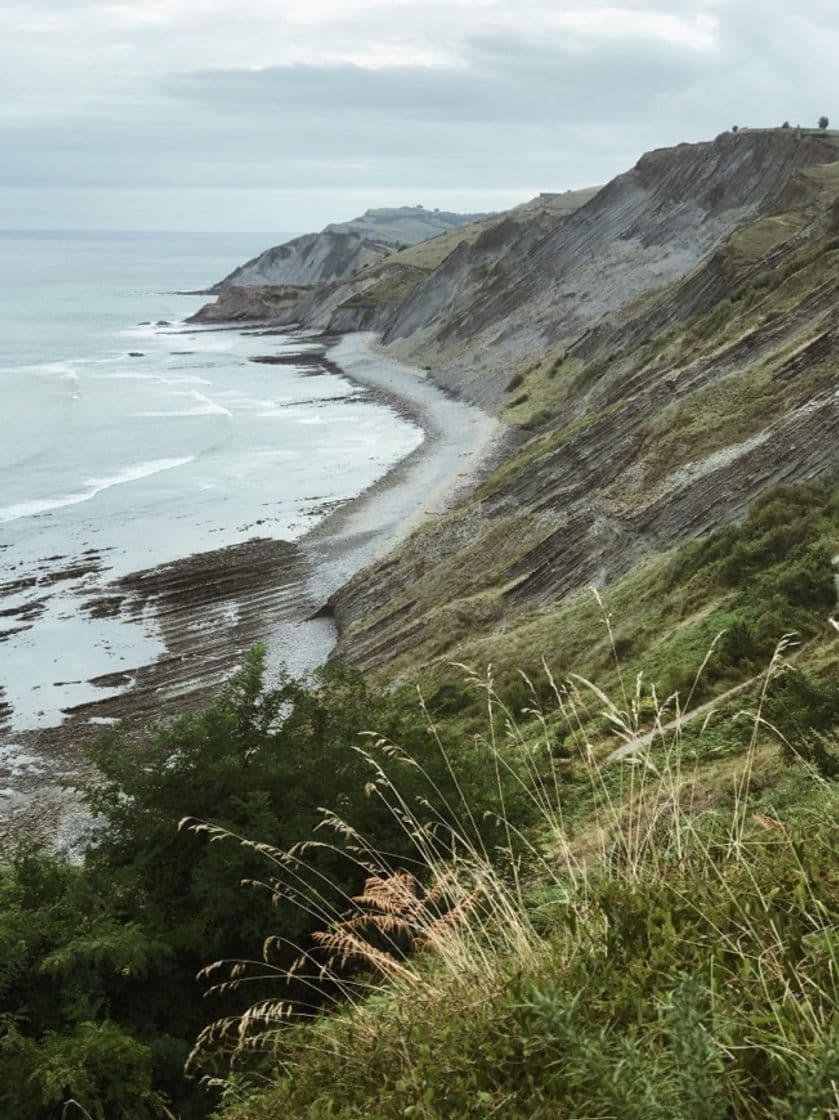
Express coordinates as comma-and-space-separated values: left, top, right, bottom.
0, 231, 421, 729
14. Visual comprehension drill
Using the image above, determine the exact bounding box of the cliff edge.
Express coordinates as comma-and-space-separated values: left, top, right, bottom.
208, 206, 487, 293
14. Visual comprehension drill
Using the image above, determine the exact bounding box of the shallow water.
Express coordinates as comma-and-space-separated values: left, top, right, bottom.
0, 231, 422, 731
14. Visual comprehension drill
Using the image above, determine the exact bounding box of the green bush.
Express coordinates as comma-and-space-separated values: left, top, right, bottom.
0, 652, 535, 1117
765, 670, 839, 776
0, 851, 173, 1119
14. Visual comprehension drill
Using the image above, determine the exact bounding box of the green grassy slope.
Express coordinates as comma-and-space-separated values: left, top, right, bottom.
1, 484, 835, 1120
220, 788, 839, 1119
200, 152, 839, 1117
216, 485, 839, 1120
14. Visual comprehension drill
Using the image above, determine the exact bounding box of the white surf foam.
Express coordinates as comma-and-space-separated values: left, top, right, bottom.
164, 375, 213, 386
0, 457, 194, 524
93, 370, 162, 382
0, 360, 79, 378
138, 391, 232, 418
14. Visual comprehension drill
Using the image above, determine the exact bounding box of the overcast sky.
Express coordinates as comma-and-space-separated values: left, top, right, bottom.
2, 0, 837, 231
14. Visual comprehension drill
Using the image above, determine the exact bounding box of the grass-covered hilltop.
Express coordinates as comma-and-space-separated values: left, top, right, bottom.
4, 127, 839, 1119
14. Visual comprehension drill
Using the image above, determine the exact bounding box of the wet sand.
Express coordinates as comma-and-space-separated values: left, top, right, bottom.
0, 331, 501, 847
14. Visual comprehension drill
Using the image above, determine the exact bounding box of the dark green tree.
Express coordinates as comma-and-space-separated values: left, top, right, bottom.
0, 850, 173, 1119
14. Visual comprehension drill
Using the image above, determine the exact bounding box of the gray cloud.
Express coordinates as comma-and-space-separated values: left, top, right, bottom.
168, 37, 700, 124
1, 1, 837, 229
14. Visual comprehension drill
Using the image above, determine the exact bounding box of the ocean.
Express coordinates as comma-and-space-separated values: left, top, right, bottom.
0, 230, 422, 734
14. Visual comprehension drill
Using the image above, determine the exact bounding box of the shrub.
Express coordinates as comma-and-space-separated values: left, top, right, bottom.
214, 704, 839, 1120
766, 669, 839, 776
0, 851, 174, 1119
0, 653, 537, 1117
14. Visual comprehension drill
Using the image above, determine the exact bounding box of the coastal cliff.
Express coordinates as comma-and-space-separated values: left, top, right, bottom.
197, 129, 839, 685
200, 206, 487, 298
190, 130, 839, 685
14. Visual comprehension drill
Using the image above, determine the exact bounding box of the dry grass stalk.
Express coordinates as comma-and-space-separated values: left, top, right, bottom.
183, 596, 830, 1087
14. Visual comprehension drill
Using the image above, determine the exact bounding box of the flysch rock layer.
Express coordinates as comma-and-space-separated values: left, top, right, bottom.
209, 207, 488, 293
300, 130, 839, 674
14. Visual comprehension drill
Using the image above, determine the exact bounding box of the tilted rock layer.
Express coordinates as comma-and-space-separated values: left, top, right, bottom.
326, 131, 839, 675
197, 130, 839, 679
211, 207, 487, 291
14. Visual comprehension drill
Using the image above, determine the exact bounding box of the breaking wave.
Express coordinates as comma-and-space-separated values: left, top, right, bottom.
137, 391, 233, 418
0, 457, 195, 524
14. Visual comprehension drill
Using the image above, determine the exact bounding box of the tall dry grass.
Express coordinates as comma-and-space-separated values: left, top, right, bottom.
181, 613, 838, 1114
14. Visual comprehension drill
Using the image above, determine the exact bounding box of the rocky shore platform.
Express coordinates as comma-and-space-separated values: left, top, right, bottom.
0, 332, 500, 847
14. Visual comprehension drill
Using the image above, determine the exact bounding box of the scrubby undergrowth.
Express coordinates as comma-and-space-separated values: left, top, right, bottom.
218, 799, 839, 1120
212, 646, 839, 1120
0, 484, 836, 1119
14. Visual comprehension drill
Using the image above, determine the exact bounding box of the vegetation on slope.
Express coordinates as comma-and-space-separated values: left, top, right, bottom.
218, 778, 839, 1120
203, 501, 839, 1120
0, 658, 526, 1118
205, 491, 839, 1118
421, 483, 838, 713
329, 158, 839, 679
0, 485, 836, 1118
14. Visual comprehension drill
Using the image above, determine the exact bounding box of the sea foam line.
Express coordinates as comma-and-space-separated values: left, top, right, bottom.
0, 457, 194, 524
138, 390, 232, 418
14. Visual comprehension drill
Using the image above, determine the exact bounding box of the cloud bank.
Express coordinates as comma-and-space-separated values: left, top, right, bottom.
1, 0, 836, 229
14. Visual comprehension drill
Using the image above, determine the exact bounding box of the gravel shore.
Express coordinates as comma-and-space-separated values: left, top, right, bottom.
304, 332, 501, 601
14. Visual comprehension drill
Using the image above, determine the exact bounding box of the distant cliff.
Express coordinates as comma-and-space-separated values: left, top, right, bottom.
209, 207, 487, 292
190, 193, 592, 325
191, 130, 839, 683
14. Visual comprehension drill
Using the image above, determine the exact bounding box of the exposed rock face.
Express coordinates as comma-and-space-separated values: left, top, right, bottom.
201, 132, 839, 409
214, 231, 397, 291
211, 207, 487, 292
322, 130, 839, 675
380, 129, 839, 409
200, 189, 599, 334
188, 284, 307, 324
191, 130, 839, 682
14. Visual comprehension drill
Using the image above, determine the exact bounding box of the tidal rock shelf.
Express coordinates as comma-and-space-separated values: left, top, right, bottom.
0, 333, 502, 846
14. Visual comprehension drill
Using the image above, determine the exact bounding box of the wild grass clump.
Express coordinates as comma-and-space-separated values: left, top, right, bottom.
199, 628, 839, 1120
